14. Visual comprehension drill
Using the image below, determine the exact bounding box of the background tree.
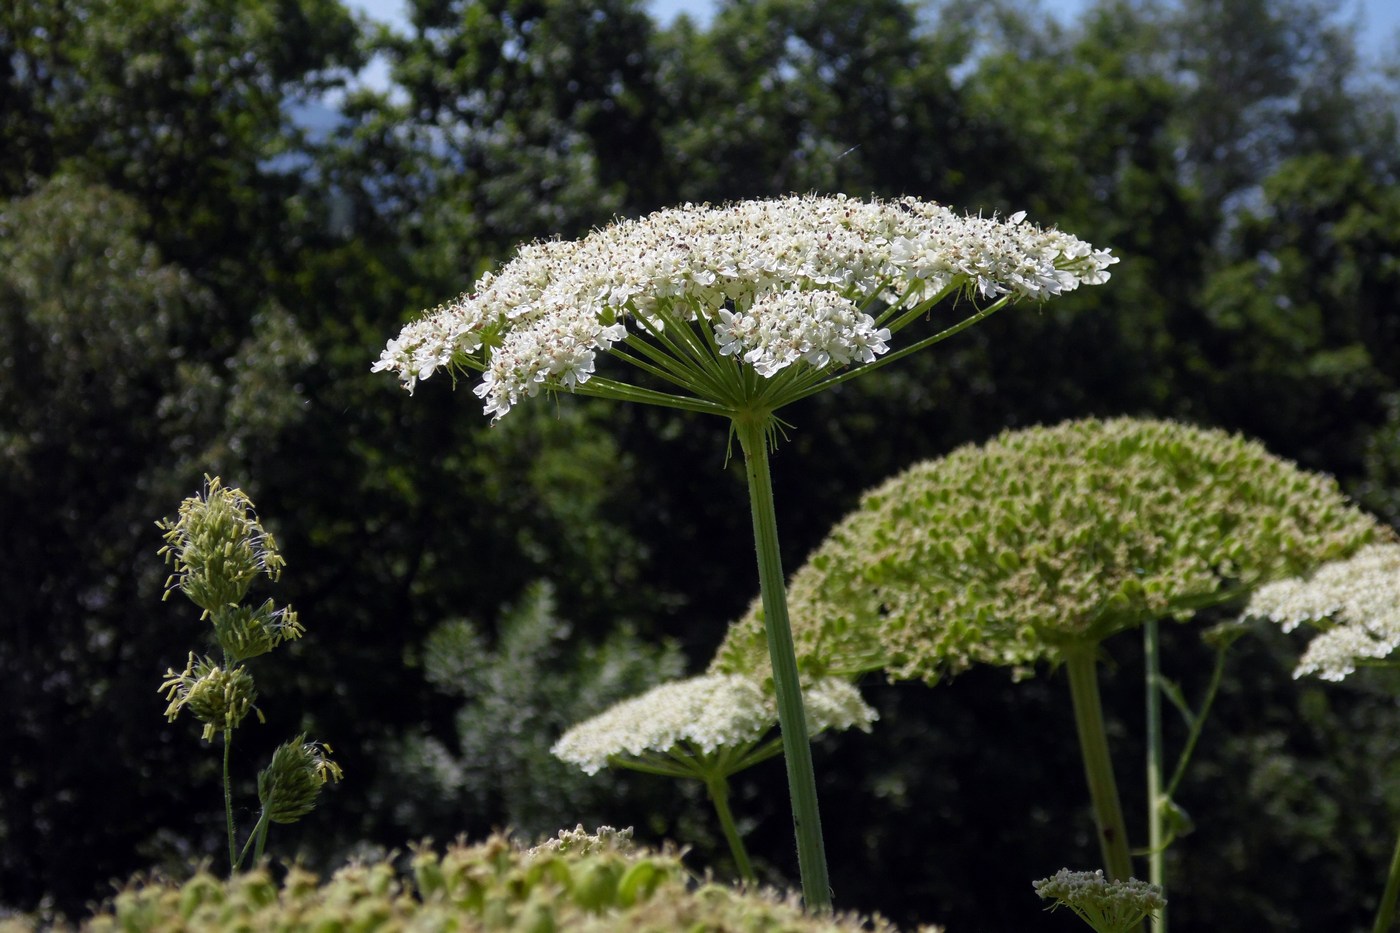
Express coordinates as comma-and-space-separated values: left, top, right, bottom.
2, 0, 1399, 927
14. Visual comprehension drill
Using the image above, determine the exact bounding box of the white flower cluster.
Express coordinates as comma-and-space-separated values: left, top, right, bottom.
374, 195, 1117, 417
551, 673, 877, 776
1244, 543, 1400, 681
715, 289, 891, 377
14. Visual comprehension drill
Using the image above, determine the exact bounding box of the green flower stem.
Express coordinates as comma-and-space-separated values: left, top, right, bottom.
705, 774, 758, 886
1373, 826, 1400, 933
736, 414, 832, 912
223, 729, 237, 874
1064, 642, 1135, 885
235, 808, 270, 871
1144, 619, 1167, 933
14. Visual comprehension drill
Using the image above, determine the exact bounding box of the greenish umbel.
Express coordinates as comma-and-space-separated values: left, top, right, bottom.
1034, 869, 1165, 933
712, 417, 1387, 919
85, 827, 924, 933
157, 476, 341, 873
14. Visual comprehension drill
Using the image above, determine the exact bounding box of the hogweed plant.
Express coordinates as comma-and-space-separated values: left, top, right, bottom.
157, 476, 341, 873
375, 194, 1116, 908
1241, 543, 1400, 933
712, 418, 1385, 926
551, 673, 876, 883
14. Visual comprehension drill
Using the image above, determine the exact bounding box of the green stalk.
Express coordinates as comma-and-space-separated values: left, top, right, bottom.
1064, 642, 1135, 883
235, 808, 270, 871
223, 729, 237, 874
706, 774, 758, 886
735, 415, 832, 912
1373, 826, 1400, 933
1144, 619, 1167, 933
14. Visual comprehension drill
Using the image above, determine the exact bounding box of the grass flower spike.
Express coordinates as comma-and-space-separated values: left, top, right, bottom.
155, 477, 337, 874
1243, 542, 1400, 681
380, 194, 1114, 910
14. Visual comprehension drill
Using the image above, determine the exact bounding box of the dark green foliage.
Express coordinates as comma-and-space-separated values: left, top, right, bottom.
370, 581, 686, 840
2, 0, 1399, 927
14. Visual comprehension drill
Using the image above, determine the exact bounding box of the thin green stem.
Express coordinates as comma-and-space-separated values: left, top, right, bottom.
706, 775, 758, 886
1163, 640, 1229, 800
252, 809, 271, 865
1064, 642, 1135, 884
1144, 619, 1167, 933
235, 808, 269, 871
1373, 825, 1400, 933
223, 729, 237, 875
736, 415, 832, 912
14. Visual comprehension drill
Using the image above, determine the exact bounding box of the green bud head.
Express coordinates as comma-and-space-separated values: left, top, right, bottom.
257, 735, 343, 824
211, 598, 303, 662
156, 476, 284, 615
159, 654, 258, 741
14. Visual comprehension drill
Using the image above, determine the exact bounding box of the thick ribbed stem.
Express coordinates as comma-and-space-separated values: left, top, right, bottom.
1064, 642, 1135, 883
736, 416, 832, 912
1145, 619, 1167, 932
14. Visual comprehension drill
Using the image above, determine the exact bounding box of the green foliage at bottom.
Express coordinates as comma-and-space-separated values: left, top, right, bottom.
64, 829, 933, 933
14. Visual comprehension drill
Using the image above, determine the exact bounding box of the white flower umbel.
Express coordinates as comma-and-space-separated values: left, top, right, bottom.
1245, 542, 1400, 681
379, 194, 1113, 911
551, 673, 876, 778
552, 673, 876, 885
375, 195, 1116, 418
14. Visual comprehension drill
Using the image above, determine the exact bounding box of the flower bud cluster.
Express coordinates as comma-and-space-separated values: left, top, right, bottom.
375, 194, 1116, 418
258, 735, 344, 824
157, 476, 284, 614
551, 673, 877, 776
1033, 869, 1164, 933
160, 653, 258, 741
90, 833, 918, 933
1244, 542, 1400, 681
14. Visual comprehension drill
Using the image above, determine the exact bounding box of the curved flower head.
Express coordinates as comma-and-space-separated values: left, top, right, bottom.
211, 598, 303, 663
157, 476, 283, 616
711, 418, 1384, 683
550, 673, 876, 778
1033, 869, 1165, 933
1243, 542, 1400, 681
375, 195, 1116, 421
258, 735, 343, 824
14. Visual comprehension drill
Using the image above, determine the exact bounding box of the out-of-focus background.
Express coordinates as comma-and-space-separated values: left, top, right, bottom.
2, 0, 1398, 928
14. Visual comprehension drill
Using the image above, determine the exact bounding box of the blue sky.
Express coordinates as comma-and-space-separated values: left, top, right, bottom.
348, 0, 1400, 57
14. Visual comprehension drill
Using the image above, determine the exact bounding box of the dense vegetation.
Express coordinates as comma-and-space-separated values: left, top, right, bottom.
1, 0, 1397, 928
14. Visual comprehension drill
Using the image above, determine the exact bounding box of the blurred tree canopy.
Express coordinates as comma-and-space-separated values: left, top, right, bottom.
1, 0, 1398, 928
